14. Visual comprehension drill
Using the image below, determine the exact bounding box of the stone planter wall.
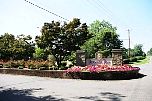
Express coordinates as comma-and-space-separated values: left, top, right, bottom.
0, 68, 139, 80
0, 68, 70, 79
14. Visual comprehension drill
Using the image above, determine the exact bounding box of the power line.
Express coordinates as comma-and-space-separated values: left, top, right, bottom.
24, 0, 69, 21
86, 0, 113, 21
94, 0, 113, 17
87, 0, 130, 30
83, 0, 102, 19
98, 0, 130, 28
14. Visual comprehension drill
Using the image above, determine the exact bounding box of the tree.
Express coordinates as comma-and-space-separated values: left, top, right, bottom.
0, 33, 35, 60
147, 48, 152, 56
12, 34, 35, 60
0, 33, 15, 60
81, 20, 122, 58
35, 18, 90, 68
133, 44, 144, 56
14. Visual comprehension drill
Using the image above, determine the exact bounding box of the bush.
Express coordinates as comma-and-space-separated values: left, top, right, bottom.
66, 51, 76, 65
39, 66, 49, 70
10, 61, 19, 68
129, 57, 137, 62
49, 66, 58, 70
18, 66, 24, 69
29, 66, 37, 69
3, 63, 11, 68
0, 64, 3, 68
99, 50, 111, 58
136, 56, 145, 60
123, 59, 130, 64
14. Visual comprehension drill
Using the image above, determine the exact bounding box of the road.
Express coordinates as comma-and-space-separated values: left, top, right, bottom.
0, 59, 152, 101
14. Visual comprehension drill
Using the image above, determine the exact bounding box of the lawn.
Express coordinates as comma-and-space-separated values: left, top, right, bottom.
130, 56, 150, 66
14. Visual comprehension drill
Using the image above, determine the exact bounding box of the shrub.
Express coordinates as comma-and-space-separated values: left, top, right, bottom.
0, 62, 3, 68
123, 59, 130, 64
49, 66, 58, 70
39, 66, 49, 70
17, 60, 25, 66
0, 64, 3, 68
136, 56, 145, 60
66, 51, 76, 65
99, 50, 111, 58
18, 66, 24, 69
129, 57, 137, 62
3, 62, 11, 68
27, 61, 37, 69
10, 61, 19, 68
29, 66, 37, 69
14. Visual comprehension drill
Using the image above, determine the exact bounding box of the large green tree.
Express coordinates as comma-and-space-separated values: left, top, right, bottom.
81, 20, 122, 58
35, 18, 90, 68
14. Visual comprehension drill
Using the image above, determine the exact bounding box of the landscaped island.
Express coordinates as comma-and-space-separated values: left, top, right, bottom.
0, 60, 140, 80
66, 64, 140, 80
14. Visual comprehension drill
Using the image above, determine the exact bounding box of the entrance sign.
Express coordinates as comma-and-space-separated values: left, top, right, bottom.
86, 58, 112, 66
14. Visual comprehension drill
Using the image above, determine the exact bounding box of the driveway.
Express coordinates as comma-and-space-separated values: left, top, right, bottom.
0, 59, 152, 101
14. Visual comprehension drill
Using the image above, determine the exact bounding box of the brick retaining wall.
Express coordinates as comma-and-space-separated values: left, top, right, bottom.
0, 68, 140, 80
0, 68, 72, 79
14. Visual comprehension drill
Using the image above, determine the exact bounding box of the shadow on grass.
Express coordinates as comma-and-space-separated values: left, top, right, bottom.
0, 88, 67, 101
75, 92, 126, 101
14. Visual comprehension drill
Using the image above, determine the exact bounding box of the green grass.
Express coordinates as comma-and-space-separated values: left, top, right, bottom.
130, 56, 150, 66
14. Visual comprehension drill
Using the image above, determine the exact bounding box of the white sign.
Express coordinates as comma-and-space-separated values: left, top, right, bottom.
86, 58, 112, 66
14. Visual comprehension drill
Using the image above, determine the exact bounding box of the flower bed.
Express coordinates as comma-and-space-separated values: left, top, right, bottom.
66, 65, 140, 80
0, 60, 57, 70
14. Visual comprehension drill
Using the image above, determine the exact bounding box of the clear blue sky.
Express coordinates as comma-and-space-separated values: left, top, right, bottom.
0, 0, 152, 52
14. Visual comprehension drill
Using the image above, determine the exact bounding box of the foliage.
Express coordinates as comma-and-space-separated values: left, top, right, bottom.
136, 56, 146, 60
123, 59, 130, 64
33, 47, 46, 60
133, 44, 144, 56
81, 20, 122, 58
18, 65, 24, 69
123, 56, 146, 64
3, 62, 11, 68
98, 50, 111, 58
147, 48, 152, 56
0, 64, 3, 68
0, 33, 35, 60
0, 33, 15, 59
122, 47, 128, 59
65, 51, 76, 65
129, 57, 137, 62
123, 44, 145, 64
126, 44, 145, 58
35, 18, 90, 68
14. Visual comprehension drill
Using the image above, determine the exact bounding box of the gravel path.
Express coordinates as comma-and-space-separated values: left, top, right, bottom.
0, 58, 152, 101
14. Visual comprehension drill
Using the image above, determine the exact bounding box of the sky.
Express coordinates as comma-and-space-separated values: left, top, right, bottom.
0, 0, 152, 52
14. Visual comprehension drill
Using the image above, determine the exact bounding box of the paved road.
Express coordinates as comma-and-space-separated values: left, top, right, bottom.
0, 59, 152, 101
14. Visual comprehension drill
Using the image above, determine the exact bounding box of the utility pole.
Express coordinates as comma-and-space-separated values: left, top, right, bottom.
127, 29, 131, 57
